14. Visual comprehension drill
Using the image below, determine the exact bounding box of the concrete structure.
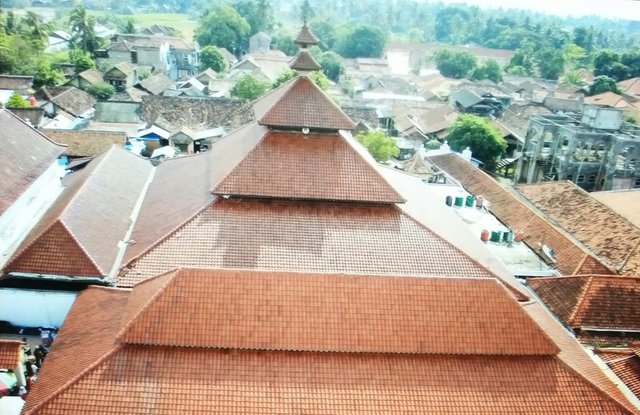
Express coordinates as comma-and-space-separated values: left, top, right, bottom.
517, 105, 640, 191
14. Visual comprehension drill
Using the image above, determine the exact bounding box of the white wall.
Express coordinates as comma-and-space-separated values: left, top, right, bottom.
0, 162, 64, 269
0, 288, 77, 328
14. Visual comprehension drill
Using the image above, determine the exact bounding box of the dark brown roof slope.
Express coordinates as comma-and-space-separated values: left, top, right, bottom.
529, 275, 640, 346
0, 75, 33, 90
119, 269, 557, 355
595, 348, 640, 399
136, 72, 174, 95
516, 181, 640, 275
289, 50, 321, 71
0, 340, 21, 368
215, 130, 404, 203
0, 110, 65, 215
294, 23, 319, 46
256, 76, 356, 130
5, 147, 152, 278
42, 129, 126, 157
38, 86, 96, 117
429, 154, 613, 276
119, 198, 497, 286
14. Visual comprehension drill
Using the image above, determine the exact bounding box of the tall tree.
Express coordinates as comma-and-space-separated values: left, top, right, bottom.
230, 74, 270, 100
536, 48, 565, 80
20, 11, 51, 52
446, 114, 507, 171
200, 45, 227, 73
232, 0, 273, 35
195, 5, 250, 54
318, 51, 343, 82
433, 49, 477, 79
336, 25, 386, 58
69, 5, 100, 55
471, 58, 502, 83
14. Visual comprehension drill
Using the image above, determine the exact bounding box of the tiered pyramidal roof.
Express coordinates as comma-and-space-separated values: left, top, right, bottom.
290, 23, 322, 72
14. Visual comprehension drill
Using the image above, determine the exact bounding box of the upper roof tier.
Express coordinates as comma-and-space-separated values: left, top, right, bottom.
294, 23, 319, 47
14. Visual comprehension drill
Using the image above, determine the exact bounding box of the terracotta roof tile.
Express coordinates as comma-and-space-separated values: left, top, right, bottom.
294, 24, 319, 45
429, 154, 613, 276
595, 348, 640, 399
215, 130, 404, 203
23, 286, 129, 413
136, 72, 174, 95
529, 275, 640, 343
119, 269, 556, 355
592, 189, 640, 228
28, 348, 638, 415
42, 129, 126, 157
0, 110, 65, 215
5, 147, 153, 278
119, 199, 496, 287
255, 76, 356, 130
289, 50, 321, 71
38, 86, 96, 117
0, 340, 21, 368
516, 181, 640, 274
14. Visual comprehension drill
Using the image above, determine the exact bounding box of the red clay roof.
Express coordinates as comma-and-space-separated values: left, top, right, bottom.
294, 24, 319, 45
5, 146, 153, 278
23, 271, 638, 415
289, 50, 321, 71
119, 269, 556, 355
214, 130, 404, 203
0, 340, 21, 368
255, 76, 356, 130
0, 110, 65, 216
429, 154, 613, 276
595, 348, 640, 399
516, 181, 640, 275
42, 129, 126, 157
118, 198, 497, 287
528, 275, 640, 345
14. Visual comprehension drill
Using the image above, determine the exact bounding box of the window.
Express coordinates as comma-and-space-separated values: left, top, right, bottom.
566, 174, 574, 181
577, 175, 585, 183
587, 175, 596, 184
635, 178, 640, 188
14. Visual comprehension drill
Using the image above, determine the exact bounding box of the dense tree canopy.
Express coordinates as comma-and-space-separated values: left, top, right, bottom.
230, 74, 270, 100
200, 45, 227, 73
588, 76, 621, 96
69, 49, 96, 73
433, 49, 477, 79
336, 25, 386, 59
195, 5, 250, 54
87, 82, 116, 100
471, 59, 502, 83
232, 0, 273, 35
69, 5, 100, 55
446, 114, 507, 170
318, 51, 343, 82
356, 131, 399, 162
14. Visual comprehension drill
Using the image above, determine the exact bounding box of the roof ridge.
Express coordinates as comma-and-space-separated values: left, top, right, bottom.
396, 206, 530, 301
5, 109, 67, 149
59, 221, 105, 276
120, 198, 216, 270
209, 128, 268, 191
116, 269, 181, 340
553, 354, 639, 415
23, 345, 122, 415
567, 275, 594, 327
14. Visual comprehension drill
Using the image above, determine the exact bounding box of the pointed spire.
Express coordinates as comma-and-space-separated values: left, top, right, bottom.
294, 23, 319, 48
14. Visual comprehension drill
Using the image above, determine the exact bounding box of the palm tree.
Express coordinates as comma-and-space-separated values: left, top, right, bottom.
20, 11, 51, 52
69, 5, 99, 55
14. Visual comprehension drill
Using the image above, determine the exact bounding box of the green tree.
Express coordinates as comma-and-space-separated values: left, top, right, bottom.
505, 42, 535, 76
560, 70, 586, 87
536, 48, 565, 80
433, 49, 477, 79
434, 7, 470, 44
445, 114, 507, 170
122, 18, 136, 34
471, 59, 502, 83
32, 57, 65, 88
308, 70, 329, 91
230, 74, 270, 100
200, 45, 227, 73
593, 49, 621, 78
232, 0, 273, 35
6, 91, 30, 108
300, 0, 315, 23
336, 25, 386, 58
309, 20, 336, 50
19, 11, 51, 52
272, 69, 297, 89
69, 5, 100, 54
87, 82, 116, 100
195, 5, 250, 54
355, 130, 399, 162
588, 76, 621, 96
69, 48, 96, 73
272, 29, 298, 55
318, 51, 343, 82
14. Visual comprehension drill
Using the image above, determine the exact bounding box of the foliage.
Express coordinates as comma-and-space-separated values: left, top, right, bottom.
536, 49, 565, 80
445, 114, 507, 170
69, 5, 101, 55
560, 70, 586, 87
433, 49, 477, 79
230, 74, 270, 100
195, 5, 250, 54
318, 51, 343, 82
6, 92, 30, 108
588, 76, 621, 96
272, 69, 297, 89
122, 18, 136, 34
300, 0, 315, 23
232, 0, 273, 35
471, 59, 502, 83
272, 29, 298, 55
336, 25, 386, 59
32, 57, 65, 88
435, 7, 471, 44
355, 130, 399, 162
19, 11, 51, 52
87, 82, 116, 100
425, 139, 442, 150
138, 68, 151, 80
200, 45, 228, 73
309, 20, 336, 50
69, 49, 96, 73
308, 70, 329, 91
